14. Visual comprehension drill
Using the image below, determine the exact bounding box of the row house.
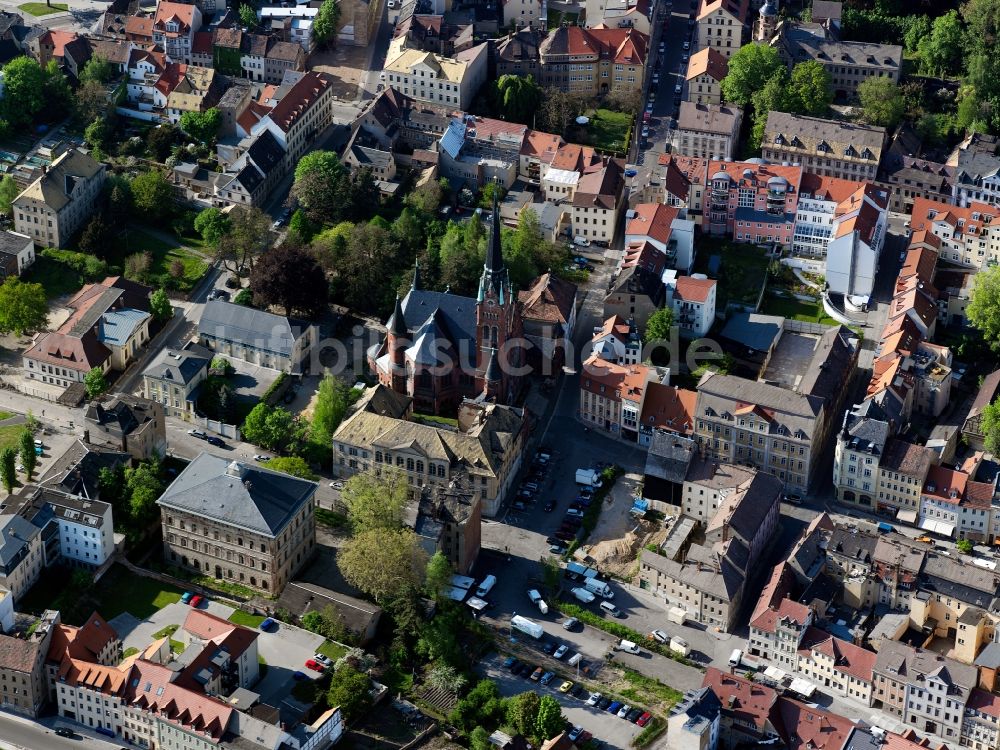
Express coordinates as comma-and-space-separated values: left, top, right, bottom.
952, 132, 1000, 209
591, 315, 642, 365
684, 46, 727, 106
696, 0, 748, 59
604, 239, 665, 331
152, 0, 202, 63
382, 43, 488, 109
875, 438, 936, 519
703, 160, 802, 248
833, 399, 889, 507
579, 355, 656, 441
250, 71, 334, 169
670, 102, 742, 161
909, 196, 1000, 270
763, 112, 886, 183
877, 124, 954, 215
795, 627, 877, 706
664, 272, 717, 338
583, 0, 652, 35
570, 159, 626, 245
918, 461, 997, 543
502, 0, 546, 31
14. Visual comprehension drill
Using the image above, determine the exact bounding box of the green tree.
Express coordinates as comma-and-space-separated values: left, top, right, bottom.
233, 288, 253, 306
496, 74, 543, 125
238, 3, 257, 27
337, 527, 428, 602
644, 306, 675, 345
44, 59, 72, 116
0, 447, 15, 494
478, 182, 506, 210
749, 70, 792, 151
980, 400, 1000, 455
179, 108, 222, 143
919, 10, 966, 77
194, 207, 232, 247
0, 175, 18, 216
84, 118, 108, 152
788, 61, 832, 116
295, 150, 343, 183
149, 289, 173, 323
125, 461, 164, 527
405, 177, 445, 215
857, 77, 905, 128
342, 467, 410, 533
312, 0, 342, 47
962, 0, 1000, 132
264, 456, 319, 480
18, 430, 36, 482
1, 57, 47, 128
97, 464, 126, 508
449, 679, 505, 732
0, 277, 48, 335
215, 206, 273, 278
904, 15, 933, 53
326, 664, 372, 721
540, 555, 561, 590
470, 727, 492, 750
424, 551, 453, 600
506, 691, 541, 737
535, 695, 565, 741
79, 55, 113, 84
426, 663, 467, 694
84, 367, 108, 398
720, 43, 784, 106
242, 403, 298, 450
310, 373, 350, 453
957, 538, 975, 554
967, 265, 1000, 350
147, 123, 180, 162
130, 170, 175, 220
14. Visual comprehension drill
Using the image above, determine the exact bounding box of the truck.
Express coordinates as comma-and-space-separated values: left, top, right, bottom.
667, 606, 688, 625
575, 469, 603, 488
511, 615, 544, 639
877, 521, 894, 534
566, 561, 598, 580
527, 589, 549, 614
670, 636, 690, 657
584, 577, 613, 598
571, 587, 596, 604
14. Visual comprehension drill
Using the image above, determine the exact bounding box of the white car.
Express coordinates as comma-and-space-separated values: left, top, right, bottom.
674, 83, 682, 94
651, 629, 669, 644
682, 52, 689, 62
586, 692, 602, 707
313, 654, 333, 667
683, 41, 690, 50
328, 481, 344, 490
566, 508, 585, 518
553, 644, 568, 659
641, 126, 649, 137
617, 704, 631, 719
253, 454, 270, 462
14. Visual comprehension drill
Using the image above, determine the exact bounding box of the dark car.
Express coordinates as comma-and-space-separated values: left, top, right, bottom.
503, 656, 517, 669
596, 697, 612, 710
55, 728, 74, 738
541, 641, 557, 655
543, 501, 555, 512
518, 663, 534, 677
627, 708, 643, 722
206, 436, 226, 447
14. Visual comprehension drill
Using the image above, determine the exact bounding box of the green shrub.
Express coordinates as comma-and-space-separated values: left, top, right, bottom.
41, 248, 109, 280
632, 716, 665, 748
261, 372, 288, 405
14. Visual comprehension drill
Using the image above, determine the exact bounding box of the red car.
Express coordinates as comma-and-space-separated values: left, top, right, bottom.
636, 712, 652, 727
304, 659, 325, 672
189, 595, 204, 607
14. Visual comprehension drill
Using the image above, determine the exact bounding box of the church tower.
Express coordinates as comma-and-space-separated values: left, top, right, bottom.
755, 0, 778, 42
386, 295, 408, 394
475, 189, 520, 401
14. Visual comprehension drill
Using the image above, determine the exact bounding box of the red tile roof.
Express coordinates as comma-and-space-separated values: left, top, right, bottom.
675, 275, 716, 304
267, 71, 331, 133
154, 1, 197, 32
521, 129, 563, 161
685, 46, 728, 82
968, 688, 1000, 718
125, 659, 234, 741
639, 382, 696, 434
703, 667, 779, 732
910, 196, 999, 243
923, 464, 969, 504
41, 30, 78, 59
581, 356, 649, 401
593, 314, 632, 344
797, 626, 876, 682
750, 595, 811, 633
192, 30, 212, 55
518, 272, 577, 325
777, 698, 856, 750
125, 15, 153, 37
799, 173, 864, 205
626, 203, 678, 245
549, 142, 601, 172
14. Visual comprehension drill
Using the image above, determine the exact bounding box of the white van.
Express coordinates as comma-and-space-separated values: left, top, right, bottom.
615, 639, 640, 654
475, 575, 496, 598
600, 601, 621, 617
729, 649, 743, 668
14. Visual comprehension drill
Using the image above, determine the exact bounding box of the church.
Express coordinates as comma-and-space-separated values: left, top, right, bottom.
368, 198, 525, 414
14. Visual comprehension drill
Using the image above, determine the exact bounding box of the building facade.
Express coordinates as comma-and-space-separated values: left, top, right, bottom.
763, 112, 885, 182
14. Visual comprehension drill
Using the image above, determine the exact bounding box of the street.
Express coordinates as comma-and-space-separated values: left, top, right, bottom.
0, 711, 125, 750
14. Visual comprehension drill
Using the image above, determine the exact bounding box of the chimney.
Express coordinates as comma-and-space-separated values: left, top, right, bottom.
83, 429, 90, 444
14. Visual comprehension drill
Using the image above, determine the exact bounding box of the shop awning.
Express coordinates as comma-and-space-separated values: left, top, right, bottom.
896, 509, 918, 524
918, 518, 956, 537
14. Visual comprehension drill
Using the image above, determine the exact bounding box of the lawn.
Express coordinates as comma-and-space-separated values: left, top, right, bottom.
315, 508, 349, 529
86, 564, 184, 622
0, 411, 14, 422
0, 424, 26, 454
110, 227, 209, 293
229, 610, 266, 628
317, 640, 348, 662
761, 295, 838, 326
569, 109, 632, 156
692, 237, 770, 309
412, 413, 458, 428
22, 254, 86, 299
19, 2, 69, 15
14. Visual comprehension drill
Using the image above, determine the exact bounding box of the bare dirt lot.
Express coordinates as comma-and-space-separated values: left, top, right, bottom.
310, 45, 371, 99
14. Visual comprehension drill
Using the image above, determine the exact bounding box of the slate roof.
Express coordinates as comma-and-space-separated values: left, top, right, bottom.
156, 453, 317, 537
0, 513, 41, 567
0, 634, 40, 673
719, 312, 783, 352
143, 343, 211, 385
199, 300, 309, 358
518, 272, 576, 326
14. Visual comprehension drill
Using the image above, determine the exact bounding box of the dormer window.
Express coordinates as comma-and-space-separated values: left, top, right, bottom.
166, 20, 178, 32
860, 148, 873, 160
817, 141, 830, 154
844, 145, 857, 157
774, 134, 785, 145
790, 136, 803, 148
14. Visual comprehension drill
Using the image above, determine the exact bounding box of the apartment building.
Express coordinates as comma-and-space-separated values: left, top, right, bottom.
795, 627, 876, 705
696, 0, 748, 59
763, 112, 886, 182
604, 241, 666, 330
10, 486, 116, 571
13, 148, 107, 248
251, 71, 334, 168
703, 160, 802, 248
0, 610, 54, 717
775, 22, 902, 101
591, 315, 642, 365
877, 125, 954, 215
638, 466, 782, 631
383, 43, 488, 109
152, 0, 202, 63
665, 273, 717, 338
157, 453, 317, 595
502, 0, 546, 30
537, 26, 648, 98
685, 46, 727, 105
579, 356, 658, 441
332, 386, 528, 518
964, 689, 1000, 750
570, 160, 625, 245
667, 688, 721, 750
873, 640, 976, 742
83, 395, 166, 461
825, 183, 888, 299
694, 325, 858, 490
875, 438, 935, 517
142, 343, 211, 420
833, 400, 889, 506
910, 195, 1000, 270
518, 271, 578, 373
625, 202, 695, 273
670, 103, 742, 160
952, 132, 1000, 208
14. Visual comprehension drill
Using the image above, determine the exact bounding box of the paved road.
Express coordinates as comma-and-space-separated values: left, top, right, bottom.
0, 712, 124, 750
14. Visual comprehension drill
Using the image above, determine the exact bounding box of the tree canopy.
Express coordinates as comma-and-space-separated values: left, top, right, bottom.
130, 170, 175, 220
194, 208, 232, 247
249, 244, 328, 317
84, 368, 108, 398
0, 277, 47, 335
180, 108, 222, 143
720, 44, 785, 106
967, 265, 1000, 349
149, 289, 173, 323
495, 74, 543, 125
342, 467, 410, 533
337, 527, 428, 602
788, 60, 833, 117
857, 77, 906, 128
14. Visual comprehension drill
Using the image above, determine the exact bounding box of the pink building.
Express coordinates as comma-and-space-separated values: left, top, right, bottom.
704, 160, 803, 248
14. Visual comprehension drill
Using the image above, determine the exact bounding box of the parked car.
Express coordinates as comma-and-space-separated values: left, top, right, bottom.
292, 671, 307, 681
304, 659, 325, 672
541, 641, 557, 655
596, 697, 612, 710
187, 429, 208, 439
636, 712, 653, 727
189, 595, 203, 607
607, 701, 623, 715
55, 728, 74, 738
259, 617, 276, 631
329, 481, 344, 490
530, 667, 544, 681
553, 645, 568, 659
314, 654, 333, 668
253, 455, 270, 462
562, 617, 580, 631
180, 592, 194, 604
566, 508, 585, 518
540, 671, 555, 686
559, 680, 574, 693
651, 629, 669, 644
568, 727, 584, 742
586, 692, 602, 707
617, 704, 631, 719
543, 501, 555, 512
627, 708, 643, 722
206, 436, 225, 447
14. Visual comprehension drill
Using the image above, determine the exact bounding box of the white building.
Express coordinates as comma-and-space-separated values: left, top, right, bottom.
383, 42, 489, 109
625, 202, 695, 273
0, 231, 35, 278
591, 315, 642, 365
665, 273, 717, 338
502, 0, 546, 30
825, 184, 888, 299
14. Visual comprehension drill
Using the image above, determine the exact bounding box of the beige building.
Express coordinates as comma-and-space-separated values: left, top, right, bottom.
331, 386, 529, 518
0, 606, 54, 717
142, 344, 211, 420
537, 25, 648, 97
84, 395, 167, 461
685, 46, 727, 105
570, 160, 625, 245
763, 112, 886, 182
670, 103, 742, 160
157, 454, 318, 595
383, 43, 489, 109
696, 0, 746, 59
0, 515, 45, 601
13, 148, 107, 248
874, 438, 935, 516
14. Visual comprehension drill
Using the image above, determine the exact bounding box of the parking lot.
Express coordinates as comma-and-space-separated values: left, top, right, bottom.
480, 653, 645, 750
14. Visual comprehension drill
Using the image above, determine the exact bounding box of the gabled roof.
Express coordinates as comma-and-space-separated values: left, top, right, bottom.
125, 14, 153, 37
198, 299, 309, 357
685, 46, 727, 82
143, 343, 211, 385
797, 626, 876, 682
626, 203, 678, 245
265, 71, 330, 133
154, 0, 197, 32
639, 382, 695, 434
518, 272, 577, 326
675, 275, 716, 304
156, 453, 317, 537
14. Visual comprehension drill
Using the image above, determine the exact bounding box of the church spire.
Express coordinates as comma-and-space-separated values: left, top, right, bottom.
388, 295, 407, 337
411, 259, 421, 291
478, 185, 509, 303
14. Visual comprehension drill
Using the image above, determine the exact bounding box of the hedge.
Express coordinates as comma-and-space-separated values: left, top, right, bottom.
261, 372, 288, 405
632, 716, 665, 748
554, 600, 698, 669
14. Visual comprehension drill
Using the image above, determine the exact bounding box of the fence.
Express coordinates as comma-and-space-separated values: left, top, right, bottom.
190, 416, 242, 441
